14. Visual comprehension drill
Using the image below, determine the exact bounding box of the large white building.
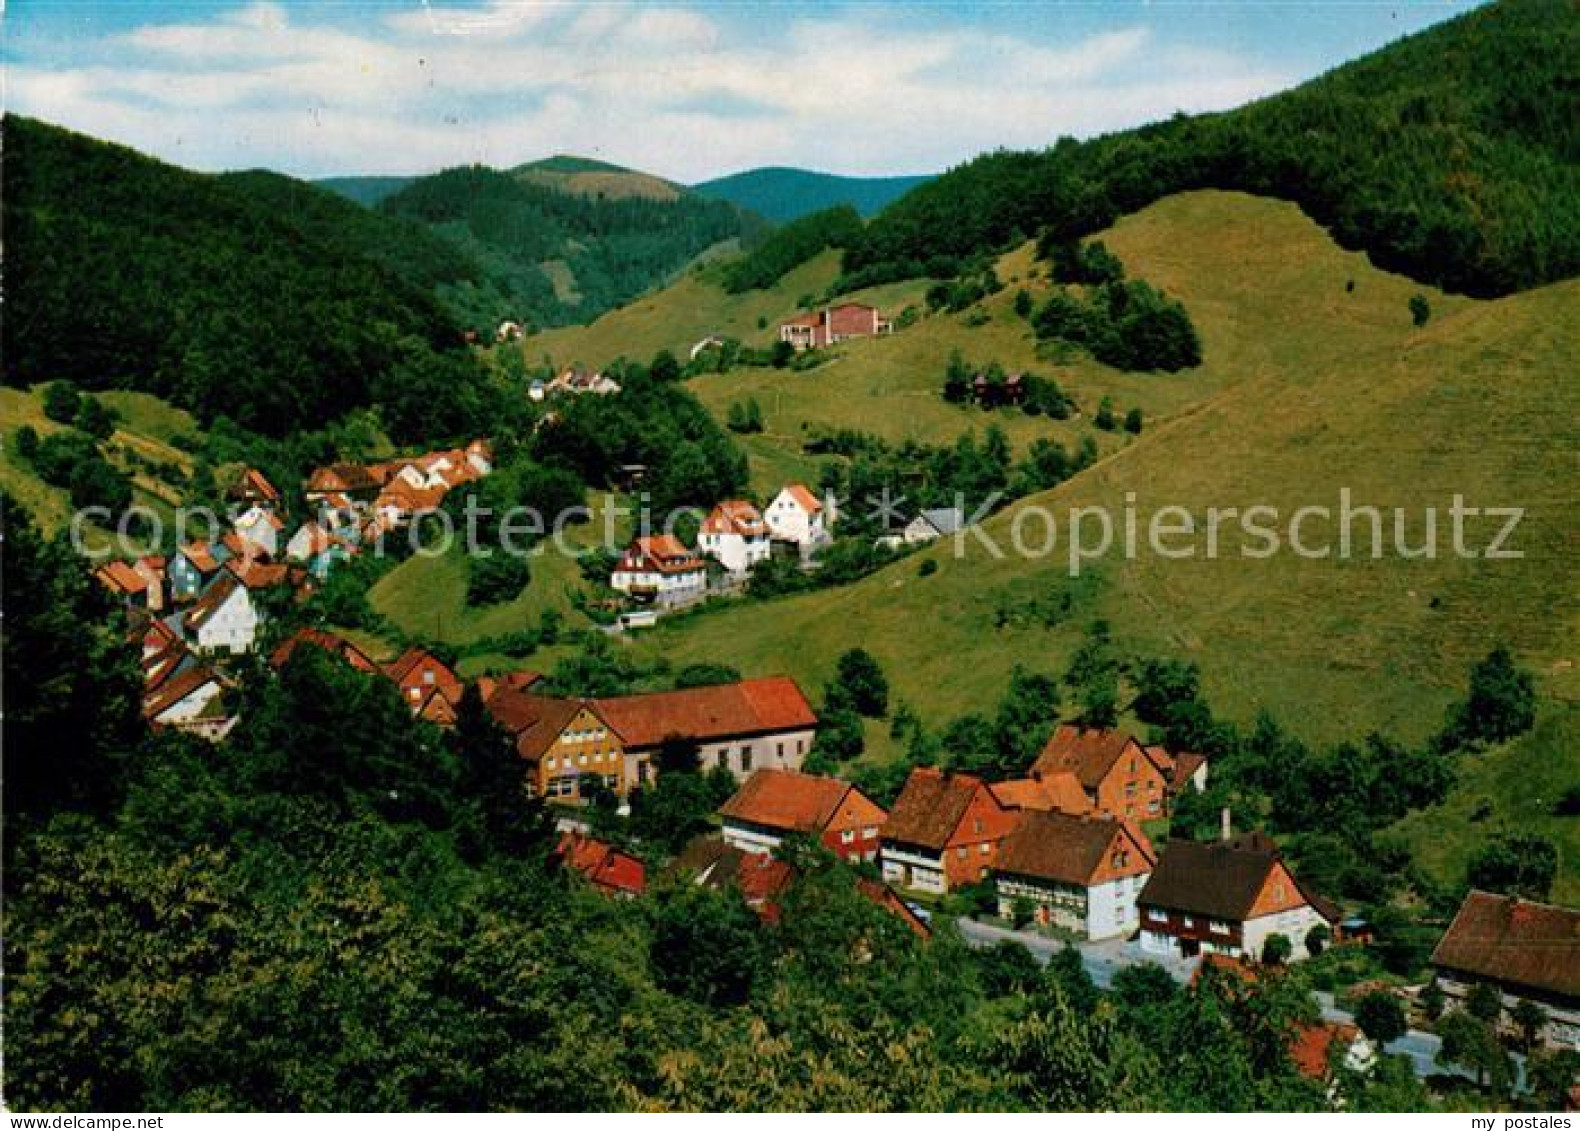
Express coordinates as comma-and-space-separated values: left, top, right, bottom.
183, 575, 260, 654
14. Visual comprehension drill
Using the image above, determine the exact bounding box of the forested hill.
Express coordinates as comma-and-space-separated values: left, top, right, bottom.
692, 167, 935, 222
1, 117, 487, 439
843, 0, 1580, 297
376, 164, 768, 330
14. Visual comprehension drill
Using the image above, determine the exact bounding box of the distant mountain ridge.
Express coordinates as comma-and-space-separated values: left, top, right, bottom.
692, 166, 935, 222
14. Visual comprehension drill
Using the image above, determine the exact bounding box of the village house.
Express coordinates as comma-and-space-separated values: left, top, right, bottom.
698, 499, 772, 574
1430, 890, 1580, 1051
383, 647, 464, 725
1288, 1021, 1377, 1092
903, 507, 967, 545
169, 540, 230, 602
880, 767, 1019, 894
94, 559, 152, 607
183, 574, 260, 654
554, 832, 646, 898
226, 467, 281, 510
143, 663, 234, 741
972, 371, 1027, 408
484, 687, 625, 800
778, 302, 891, 351
1032, 725, 1172, 821
305, 462, 382, 504
719, 768, 888, 863
548, 367, 622, 397
232, 505, 284, 559
1138, 828, 1337, 963
593, 676, 818, 788
989, 772, 1093, 815
609, 534, 707, 605
764, 484, 830, 547
269, 627, 382, 676
993, 810, 1156, 939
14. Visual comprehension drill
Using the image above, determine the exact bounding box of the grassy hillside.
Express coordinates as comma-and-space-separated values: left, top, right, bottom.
1388, 703, 1580, 904
0, 387, 199, 549
570, 191, 1577, 754
845, 0, 1580, 298
693, 167, 934, 221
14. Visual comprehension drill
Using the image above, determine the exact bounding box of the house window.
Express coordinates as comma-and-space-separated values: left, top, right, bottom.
1148, 799, 1161, 814
1147, 908, 1166, 923
864, 827, 878, 839
546, 757, 557, 770
1182, 916, 1195, 928
957, 847, 967, 859
741, 746, 753, 771
1209, 920, 1230, 935
980, 843, 991, 855
840, 829, 855, 845
1125, 782, 1136, 798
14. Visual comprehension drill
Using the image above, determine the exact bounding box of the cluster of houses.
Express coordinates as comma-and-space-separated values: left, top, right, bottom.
302, 439, 493, 548
97, 446, 492, 739
609, 484, 832, 607
528, 367, 622, 402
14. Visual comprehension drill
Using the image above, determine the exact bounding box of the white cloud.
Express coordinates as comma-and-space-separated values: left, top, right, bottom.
7, 1, 1298, 180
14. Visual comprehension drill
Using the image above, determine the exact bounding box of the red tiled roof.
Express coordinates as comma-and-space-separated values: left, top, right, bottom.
484, 690, 594, 763
227, 558, 290, 590
179, 540, 222, 573
1289, 1022, 1360, 1081
95, 560, 149, 596
615, 534, 704, 576
555, 832, 647, 896
476, 670, 544, 701
719, 769, 882, 835
594, 676, 816, 750
856, 878, 932, 939
1033, 725, 1144, 790
990, 772, 1093, 815
269, 627, 381, 674
1431, 891, 1580, 999
230, 467, 281, 503
184, 574, 243, 631
306, 463, 381, 494
701, 499, 767, 537
669, 837, 793, 911
882, 767, 1001, 852
781, 484, 822, 514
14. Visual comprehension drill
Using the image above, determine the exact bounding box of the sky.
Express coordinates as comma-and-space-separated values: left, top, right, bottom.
3, 1, 1482, 183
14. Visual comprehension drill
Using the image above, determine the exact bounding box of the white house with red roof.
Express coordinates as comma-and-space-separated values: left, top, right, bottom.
232, 505, 284, 559
698, 499, 771, 574
765, 484, 830, 547
778, 303, 891, 351
610, 534, 707, 604
183, 574, 259, 654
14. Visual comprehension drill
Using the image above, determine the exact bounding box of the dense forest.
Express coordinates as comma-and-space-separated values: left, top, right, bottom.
378, 166, 766, 329
841, 0, 1580, 297
1, 117, 489, 440
722, 205, 866, 292
693, 167, 934, 222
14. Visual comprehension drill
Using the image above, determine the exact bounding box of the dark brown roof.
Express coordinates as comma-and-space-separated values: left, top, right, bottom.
1033, 725, 1143, 790
1431, 890, 1580, 1000
996, 810, 1149, 886
881, 767, 987, 852
143, 665, 221, 721
1139, 832, 1317, 922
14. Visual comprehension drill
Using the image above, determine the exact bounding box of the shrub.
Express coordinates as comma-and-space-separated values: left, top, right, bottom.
1355, 991, 1407, 1048
1124, 407, 1144, 434
466, 552, 530, 607
1410, 293, 1431, 326
1466, 832, 1557, 901
834, 648, 889, 717
1261, 932, 1292, 965
42, 381, 81, 425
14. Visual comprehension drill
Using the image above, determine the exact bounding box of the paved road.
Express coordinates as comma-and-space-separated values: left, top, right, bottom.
951, 916, 1514, 1086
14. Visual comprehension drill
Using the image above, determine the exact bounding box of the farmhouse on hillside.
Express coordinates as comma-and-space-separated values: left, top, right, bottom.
483, 688, 626, 801
698, 499, 772, 574
994, 810, 1156, 939
1431, 890, 1580, 1051
778, 302, 891, 351
610, 534, 708, 604
1032, 725, 1176, 821
764, 484, 830, 547
1138, 829, 1337, 963
719, 768, 888, 863
903, 507, 967, 545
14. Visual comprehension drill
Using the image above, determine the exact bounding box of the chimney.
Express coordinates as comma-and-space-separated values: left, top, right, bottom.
1220, 806, 1232, 843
